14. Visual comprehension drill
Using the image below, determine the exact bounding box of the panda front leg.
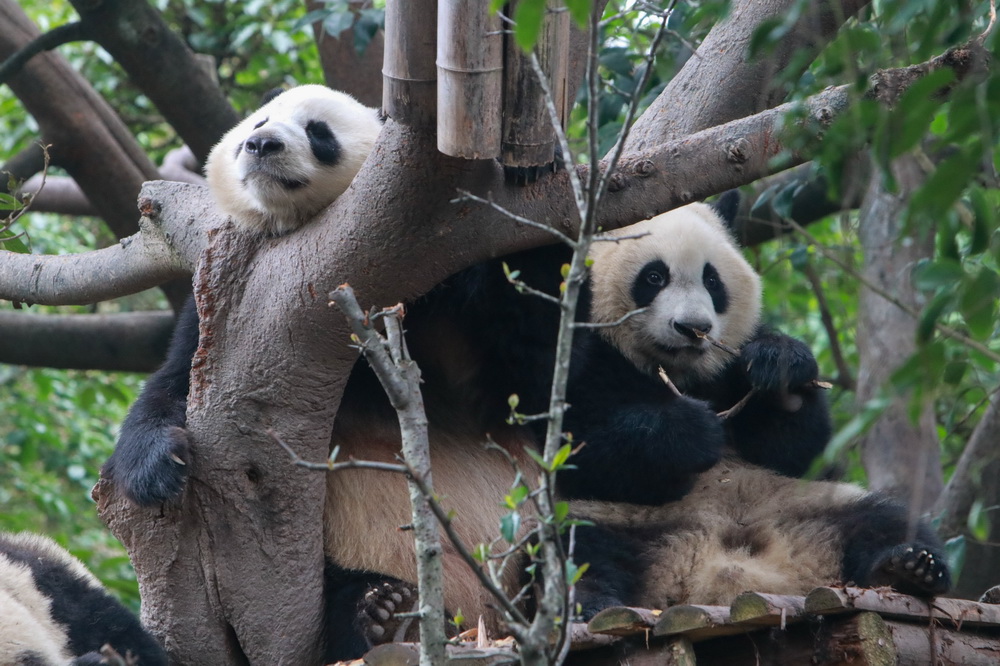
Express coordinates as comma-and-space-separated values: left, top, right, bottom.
102, 296, 199, 505
559, 395, 726, 505
718, 328, 832, 477
837, 494, 951, 597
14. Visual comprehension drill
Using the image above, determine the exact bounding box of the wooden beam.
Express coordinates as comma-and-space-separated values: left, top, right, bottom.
806, 586, 1000, 629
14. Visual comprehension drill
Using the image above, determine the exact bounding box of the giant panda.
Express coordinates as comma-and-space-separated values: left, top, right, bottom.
555, 200, 831, 506
102, 84, 831, 659
0, 531, 167, 666
554, 208, 948, 614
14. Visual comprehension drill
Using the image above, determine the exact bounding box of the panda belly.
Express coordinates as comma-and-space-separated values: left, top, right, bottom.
573, 460, 867, 608
324, 418, 537, 635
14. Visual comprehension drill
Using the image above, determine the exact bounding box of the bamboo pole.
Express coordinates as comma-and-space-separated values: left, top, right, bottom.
383, 0, 437, 126
501, 0, 570, 172
436, 0, 503, 158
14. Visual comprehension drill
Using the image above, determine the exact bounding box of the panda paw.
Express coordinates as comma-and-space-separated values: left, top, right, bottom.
357, 580, 421, 646
874, 543, 951, 597
103, 425, 192, 506
741, 334, 819, 394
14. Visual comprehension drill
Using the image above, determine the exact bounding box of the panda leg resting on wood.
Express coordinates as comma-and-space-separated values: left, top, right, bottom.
557, 204, 948, 616
569, 460, 951, 616
0, 531, 167, 666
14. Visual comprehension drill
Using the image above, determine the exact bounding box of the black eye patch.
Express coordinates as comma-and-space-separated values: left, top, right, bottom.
631, 260, 670, 308
253, 117, 268, 130
703, 263, 728, 313
306, 120, 341, 166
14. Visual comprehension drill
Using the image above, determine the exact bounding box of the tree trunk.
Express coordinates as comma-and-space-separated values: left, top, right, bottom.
856, 153, 943, 514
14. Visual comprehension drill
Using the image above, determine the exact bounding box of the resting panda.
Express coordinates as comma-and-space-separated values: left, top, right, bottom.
204, 84, 383, 236
569, 460, 951, 615
102, 84, 544, 660
0, 531, 167, 666
556, 208, 949, 613
103, 84, 831, 657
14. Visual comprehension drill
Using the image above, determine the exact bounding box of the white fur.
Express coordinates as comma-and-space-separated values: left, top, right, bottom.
205, 85, 381, 236
0, 533, 102, 666
588, 203, 762, 388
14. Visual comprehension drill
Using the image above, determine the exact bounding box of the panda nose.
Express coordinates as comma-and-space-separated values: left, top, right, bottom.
674, 321, 711, 341
244, 135, 284, 157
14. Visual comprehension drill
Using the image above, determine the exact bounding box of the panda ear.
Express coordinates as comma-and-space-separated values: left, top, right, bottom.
260, 87, 286, 107
710, 190, 740, 227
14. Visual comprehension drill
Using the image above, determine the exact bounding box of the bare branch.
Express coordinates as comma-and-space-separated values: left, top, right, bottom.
453, 190, 574, 246
0, 21, 85, 85
0, 310, 173, 372
572, 307, 647, 329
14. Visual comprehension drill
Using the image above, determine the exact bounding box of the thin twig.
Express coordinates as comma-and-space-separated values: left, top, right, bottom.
783, 217, 1000, 365
692, 329, 740, 356
453, 190, 574, 246
977, 0, 997, 44
572, 306, 648, 329
657, 366, 683, 398
718, 388, 758, 420
802, 260, 855, 390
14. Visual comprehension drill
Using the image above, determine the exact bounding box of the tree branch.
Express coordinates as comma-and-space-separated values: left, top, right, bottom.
0, 310, 173, 372
0, 21, 86, 85
0, 181, 211, 306
66, 0, 239, 164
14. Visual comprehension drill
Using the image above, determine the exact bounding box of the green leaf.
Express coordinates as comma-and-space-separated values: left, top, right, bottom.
884, 68, 955, 158
551, 443, 573, 470
473, 543, 489, 563
917, 290, 954, 344
958, 268, 999, 339
913, 259, 964, 292
553, 501, 569, 523
565, 0, 591, 28
504, 484, 529, 509
513, 0, 546, 51
508, 393, 520, 410
500, 512, 521, 543
969, 188, 996, 255
566, 560, 590, 585
0, 228, 29, 254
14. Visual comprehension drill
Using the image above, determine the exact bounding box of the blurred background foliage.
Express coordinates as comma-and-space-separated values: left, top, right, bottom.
2, 0, 999, 605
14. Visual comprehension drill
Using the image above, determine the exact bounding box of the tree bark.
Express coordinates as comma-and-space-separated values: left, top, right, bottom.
856, 153, 943, 514
0, 310, 172, 372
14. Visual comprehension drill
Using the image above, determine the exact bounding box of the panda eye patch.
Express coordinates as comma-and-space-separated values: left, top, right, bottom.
703, 262, 729, 313
306, 120, 341, 165
253, 118, 268, 130
631, 259, 670, 308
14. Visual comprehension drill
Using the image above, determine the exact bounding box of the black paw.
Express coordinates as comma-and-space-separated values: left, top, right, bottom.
741, 334, 818, 393
357, 581, 420, 646
873, 543, 951, 597
670, 396, 726, 473
103, 425, 192, 506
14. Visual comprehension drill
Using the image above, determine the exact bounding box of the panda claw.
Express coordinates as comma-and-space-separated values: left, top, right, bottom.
357, 580, 422, 647
873, 543, 951, 598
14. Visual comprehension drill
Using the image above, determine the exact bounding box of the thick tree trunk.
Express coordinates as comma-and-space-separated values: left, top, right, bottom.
856, 153, 943, 514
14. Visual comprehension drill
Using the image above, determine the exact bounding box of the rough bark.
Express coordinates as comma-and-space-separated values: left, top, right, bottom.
0, 311, 172, 372
625, 0, 872, 149
66, 0, 238, 164
856, 153, 943, 514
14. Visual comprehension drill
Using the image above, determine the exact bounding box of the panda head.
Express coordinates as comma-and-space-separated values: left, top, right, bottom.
588, 202, 761, 387
205, 85, 382, 236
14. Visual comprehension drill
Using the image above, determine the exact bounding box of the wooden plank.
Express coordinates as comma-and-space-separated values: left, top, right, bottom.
729, 591, 807, 627
652, 604, 750, 642
586, 606, 660, 636
806, 586, 1000, 628
887, 618, 1000, 665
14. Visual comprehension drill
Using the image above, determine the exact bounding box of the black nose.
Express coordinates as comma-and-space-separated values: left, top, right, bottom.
674, 321, 711, 340
244, 135, 284, 157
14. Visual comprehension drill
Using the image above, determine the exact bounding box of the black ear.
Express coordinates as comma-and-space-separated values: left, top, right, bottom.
260, 87, 286, 107
710, 190, 740, 227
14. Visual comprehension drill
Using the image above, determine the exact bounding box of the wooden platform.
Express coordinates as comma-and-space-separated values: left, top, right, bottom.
349, 587, 1000, 665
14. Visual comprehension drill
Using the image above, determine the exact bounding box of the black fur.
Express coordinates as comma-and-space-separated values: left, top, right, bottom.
305, 120, 342, 166
0, 533, 167, 666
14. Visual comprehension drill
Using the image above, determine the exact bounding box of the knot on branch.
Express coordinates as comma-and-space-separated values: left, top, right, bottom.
138, 196, 162, 218
633, 160, 656, 178
725, 138, 751, 165
607, 172, 628, 192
